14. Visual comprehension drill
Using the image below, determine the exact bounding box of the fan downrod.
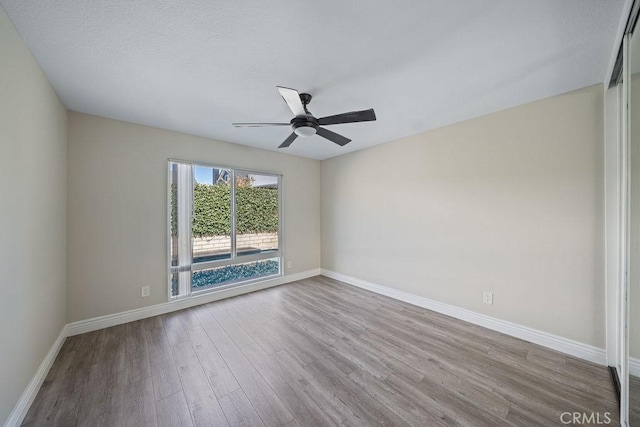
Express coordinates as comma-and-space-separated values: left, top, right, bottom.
299, 93, 312, 109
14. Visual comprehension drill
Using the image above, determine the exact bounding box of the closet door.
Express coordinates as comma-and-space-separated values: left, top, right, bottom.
629, 23, 640, 426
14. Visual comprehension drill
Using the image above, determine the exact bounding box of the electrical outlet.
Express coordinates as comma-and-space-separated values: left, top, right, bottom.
482, 291, 493, 305
141, 286, 150, 298
286, 260, 292, 269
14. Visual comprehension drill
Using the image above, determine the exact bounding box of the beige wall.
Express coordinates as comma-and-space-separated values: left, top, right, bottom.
321, 84, 605, 347
0, 7, 68, 423
67, 112, 321, 322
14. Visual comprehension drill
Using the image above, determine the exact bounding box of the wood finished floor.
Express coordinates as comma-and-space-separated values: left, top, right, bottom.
631, 376, 640, 425
23, 276, 618, 426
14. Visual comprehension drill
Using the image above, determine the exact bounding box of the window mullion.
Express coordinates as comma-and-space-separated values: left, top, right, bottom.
231, 169, 237, 260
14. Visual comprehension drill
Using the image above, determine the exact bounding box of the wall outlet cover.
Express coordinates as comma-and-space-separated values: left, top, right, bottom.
482, 291, 493, 305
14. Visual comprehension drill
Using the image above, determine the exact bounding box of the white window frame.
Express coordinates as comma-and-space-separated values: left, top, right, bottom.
167, 159, 283, 300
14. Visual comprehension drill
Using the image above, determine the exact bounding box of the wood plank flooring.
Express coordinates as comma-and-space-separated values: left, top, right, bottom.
630, 376, 640, 425
23, 276, 619, 426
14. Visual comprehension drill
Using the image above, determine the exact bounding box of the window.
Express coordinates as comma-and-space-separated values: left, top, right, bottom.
169, 160, 281, 298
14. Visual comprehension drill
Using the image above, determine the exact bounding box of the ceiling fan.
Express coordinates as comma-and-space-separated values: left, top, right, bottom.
232, 86, 376, 148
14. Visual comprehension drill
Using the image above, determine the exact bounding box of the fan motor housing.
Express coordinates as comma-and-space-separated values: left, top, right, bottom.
291, 116, 319, 136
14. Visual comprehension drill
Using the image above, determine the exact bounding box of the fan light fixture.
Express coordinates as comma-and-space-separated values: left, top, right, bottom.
294, 125, 317, 137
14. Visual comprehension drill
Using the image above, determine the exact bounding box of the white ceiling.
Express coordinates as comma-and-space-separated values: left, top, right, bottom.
0, 0, 625, 160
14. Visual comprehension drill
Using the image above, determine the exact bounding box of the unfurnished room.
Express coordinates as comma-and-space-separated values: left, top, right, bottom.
3, 1, 640, 426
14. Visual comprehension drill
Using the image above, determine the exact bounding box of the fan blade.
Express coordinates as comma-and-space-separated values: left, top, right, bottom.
277, 86, 306, 117
318, 108, 376, 126
317, 127, 351, 146
278, 132, 298, 148
233, 123, 289, 127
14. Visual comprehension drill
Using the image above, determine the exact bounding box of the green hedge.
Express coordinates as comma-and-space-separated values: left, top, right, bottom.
171, 183, 279, 237
191, 183, 278, 236
235, 185, 279, 235
191, 184, 231, 236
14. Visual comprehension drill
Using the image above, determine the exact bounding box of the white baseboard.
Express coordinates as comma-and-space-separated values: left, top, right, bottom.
321, 269, 607, 366
4, 326, 67, 427
67, 269, 320, 336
